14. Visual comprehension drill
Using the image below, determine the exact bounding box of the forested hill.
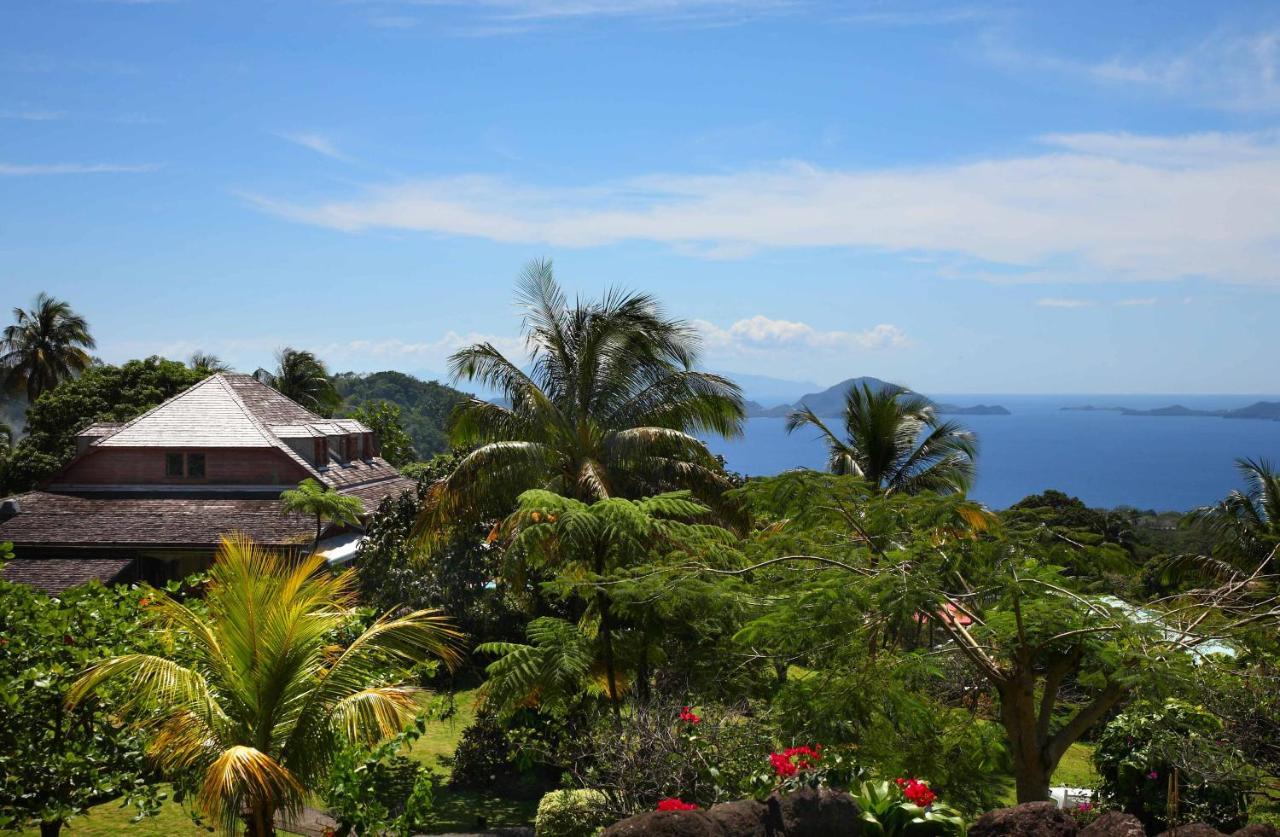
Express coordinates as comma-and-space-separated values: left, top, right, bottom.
334, 371, 469, 458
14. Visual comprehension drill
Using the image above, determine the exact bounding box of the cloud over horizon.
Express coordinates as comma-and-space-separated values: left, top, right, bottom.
247, 129, 1280, 286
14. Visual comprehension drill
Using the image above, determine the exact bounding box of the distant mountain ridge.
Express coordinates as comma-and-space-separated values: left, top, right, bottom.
744, 377, 1011, 418
1063, 401, 1280, 421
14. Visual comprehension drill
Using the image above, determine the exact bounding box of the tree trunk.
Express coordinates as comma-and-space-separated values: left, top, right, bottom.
998, 674, 1054, 803
39, 820, 63, 837
244, 805, 276, 837
597, 588, 621, 725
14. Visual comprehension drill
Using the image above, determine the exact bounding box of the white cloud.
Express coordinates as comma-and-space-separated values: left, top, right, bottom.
1036, 298, 1093, 309
1115, 297, 1158, 307
248, 129, 1280, 286
0, 109, 65, 121
0, 161, 160, 175
695, 315, 909, 354
984, 28, 1280, 113
406, 0, 793, 21
277, 132, 351, 161
838, 5, 1000, 27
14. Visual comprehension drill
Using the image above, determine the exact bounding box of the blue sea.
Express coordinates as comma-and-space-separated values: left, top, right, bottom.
703, 394, 1280, 511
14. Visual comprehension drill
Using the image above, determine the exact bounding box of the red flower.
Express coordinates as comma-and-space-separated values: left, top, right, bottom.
62, 634, 74, 646
770, 744, 822, 777
679, 706, 702, 724
656, 798, 699, 811
897, 778, 936, 807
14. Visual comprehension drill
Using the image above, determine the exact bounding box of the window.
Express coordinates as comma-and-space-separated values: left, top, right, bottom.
187, 453, 206, 478
165, 453, 184, 477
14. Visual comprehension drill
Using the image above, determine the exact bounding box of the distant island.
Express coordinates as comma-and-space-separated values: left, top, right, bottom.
744, 377, 1011, 418
1062, 401, 1280, 421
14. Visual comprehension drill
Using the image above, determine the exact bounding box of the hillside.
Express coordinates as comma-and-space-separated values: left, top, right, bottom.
743, 377, 1009, 418
334, 371, 470, 459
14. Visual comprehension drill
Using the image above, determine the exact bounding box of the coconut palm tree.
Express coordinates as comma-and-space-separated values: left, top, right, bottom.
253, 348, 339, 415
0, 293, 96, 402
66, 536, 463, 837
416, 259, 743, 542
786, 381, 977, 495
279, 478, 365, 553
1184, 457, 1280, 579
188, 351, 231, 374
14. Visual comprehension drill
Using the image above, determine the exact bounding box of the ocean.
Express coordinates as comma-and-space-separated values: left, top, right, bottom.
703, 394, 1280, 511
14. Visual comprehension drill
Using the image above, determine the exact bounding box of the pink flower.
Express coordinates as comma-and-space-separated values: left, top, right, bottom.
1148, 770, 1159, 780
679, 706, 702, 724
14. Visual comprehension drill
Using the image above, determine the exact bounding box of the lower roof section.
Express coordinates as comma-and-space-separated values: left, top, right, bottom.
0, 557, 136, 595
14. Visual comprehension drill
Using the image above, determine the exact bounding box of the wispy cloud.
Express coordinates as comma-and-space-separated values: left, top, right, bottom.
276, 132, 352, 161
984, 27, 1280, 113
0, 109, 66, 121
1036, 298, 1094, 309
838, 4, 1001, 27
247, 129, 1280, 286
357, 0, 796, 33
0, 161, 161, 176
696, 315, 910, 354
1115, 297, 1158, 307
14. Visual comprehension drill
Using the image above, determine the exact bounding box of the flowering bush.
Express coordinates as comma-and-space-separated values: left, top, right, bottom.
1094, 699, 1251, 833
851, 779, 965, 837
895, 777, 937, 807
679, 706, 701, 724
656, 798, 699, 811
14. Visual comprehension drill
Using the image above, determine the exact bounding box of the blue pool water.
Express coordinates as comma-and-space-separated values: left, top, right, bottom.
703, 394, 1280, 511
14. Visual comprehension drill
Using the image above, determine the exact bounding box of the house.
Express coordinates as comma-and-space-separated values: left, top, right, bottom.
0, 373, 418, 594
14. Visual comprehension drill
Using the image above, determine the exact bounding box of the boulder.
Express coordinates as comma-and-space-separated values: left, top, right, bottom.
1233, 827, 1280, 837
706, 799, 769, 837
1153, 826, 1226, 837
968, 801, 1079, 837
602, 810, 723, 837
1079, 812, 1145, 837
766, 786, 863, 836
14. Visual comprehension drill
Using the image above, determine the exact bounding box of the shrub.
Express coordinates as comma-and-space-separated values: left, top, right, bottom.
850, 779, 965, 837
1094, 699, 1252, 833
324, 716, 439, 837
534, 789, 612, 837
447, 708, 517, 790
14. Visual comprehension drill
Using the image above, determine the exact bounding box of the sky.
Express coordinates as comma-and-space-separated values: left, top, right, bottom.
4, 0, 1280, 395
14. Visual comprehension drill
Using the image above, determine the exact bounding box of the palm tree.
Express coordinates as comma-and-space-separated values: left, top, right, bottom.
253, 348, 339, 415
786, 381, 977, 495
66, 536, 463, 836
417, 259, 743, 542
188, 351, 231, 374
1184, 457, 1280, 579
0, 293, 96, 402
279, 478, 365, 553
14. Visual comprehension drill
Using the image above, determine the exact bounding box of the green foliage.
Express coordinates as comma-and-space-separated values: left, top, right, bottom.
1, 293, 96, 403
334, 371, 467, 460
477, 618, 600, 718
0, 577, 163, 834
561, 702, 780, 816
785, 381, 976, 495
254, 347, 340, 415
1094, 699, 1252, 833
347, 400, 417, 466
355, 468, 519, 642
534, 789, 612, 837
279, 477, 365, 547
324, 715, 440, 837
65, 538, 463, 836
419, 258, 743, 546
1, 356, 204, 491
851, 780, 965, 837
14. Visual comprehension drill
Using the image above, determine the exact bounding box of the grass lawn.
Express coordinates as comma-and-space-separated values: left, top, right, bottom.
19, 789, 217, 837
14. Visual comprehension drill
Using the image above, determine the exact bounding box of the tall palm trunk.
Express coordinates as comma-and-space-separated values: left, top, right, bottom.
39, 820, 63, 837
595, 587, 621, 727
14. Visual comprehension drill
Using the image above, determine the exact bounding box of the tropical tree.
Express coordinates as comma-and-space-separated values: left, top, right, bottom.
417, 259, 743, 542
0, 293, 96, 403
786, 381, 977, 495
348, 400, 416, 467
1186, 457, 1280, 577
188, 351, 231, 374
484, 489, 735, 719
254, 348, 339, 415
66, 536, 464, 837
279, 478, 365, 553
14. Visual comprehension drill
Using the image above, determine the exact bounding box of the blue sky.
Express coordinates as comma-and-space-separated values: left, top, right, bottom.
4, 0, 1280, 394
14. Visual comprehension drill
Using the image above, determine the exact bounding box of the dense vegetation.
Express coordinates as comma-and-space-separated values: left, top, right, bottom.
1, 281, 1278, 836
333, 370, 468, 462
